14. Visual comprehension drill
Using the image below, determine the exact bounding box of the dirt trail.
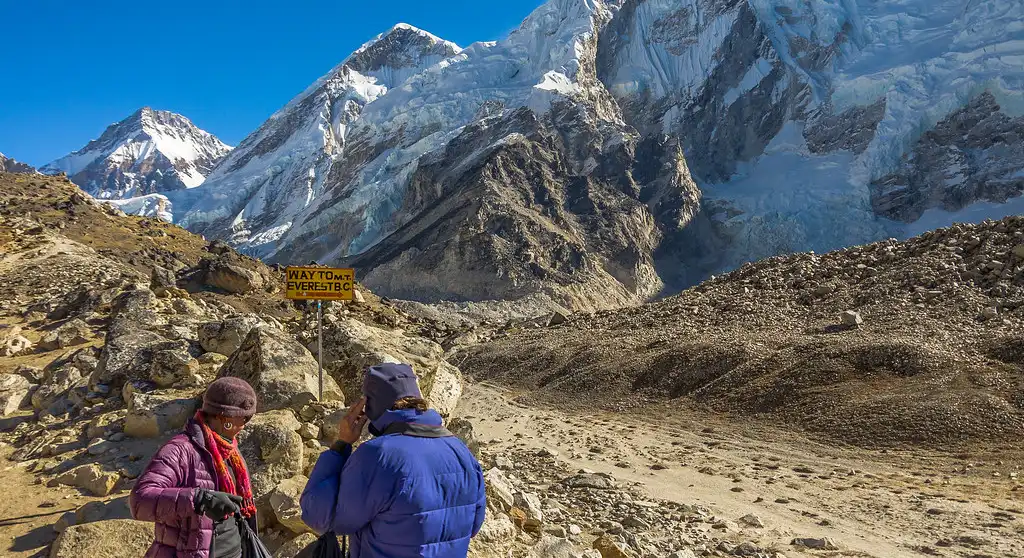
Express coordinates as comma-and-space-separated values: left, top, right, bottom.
459, 383, 1024, 558
0, 438, 115, 558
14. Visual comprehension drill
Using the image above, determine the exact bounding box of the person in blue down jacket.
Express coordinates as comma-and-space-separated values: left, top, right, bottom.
300, 363, 486, 558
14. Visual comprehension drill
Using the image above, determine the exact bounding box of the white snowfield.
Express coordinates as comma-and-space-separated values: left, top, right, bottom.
700, 0, 1024, 270
172, 0, 1022, 273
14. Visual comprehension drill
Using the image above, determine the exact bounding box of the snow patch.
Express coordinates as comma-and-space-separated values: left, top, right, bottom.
724, 58, 773, 106
105, 194, 174, 222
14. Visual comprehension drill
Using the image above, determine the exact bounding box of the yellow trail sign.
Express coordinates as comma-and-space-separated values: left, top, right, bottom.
285, 266, 355, 300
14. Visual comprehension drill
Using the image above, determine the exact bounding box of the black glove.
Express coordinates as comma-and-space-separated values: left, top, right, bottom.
194, 489, 243, 519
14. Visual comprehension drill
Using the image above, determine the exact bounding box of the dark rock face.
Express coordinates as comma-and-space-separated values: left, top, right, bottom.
346, 25, 460, 76
341, 104, 700, 310
805, 99, 887, 155
872, 93, 1024, 222
598, 2, 805, 183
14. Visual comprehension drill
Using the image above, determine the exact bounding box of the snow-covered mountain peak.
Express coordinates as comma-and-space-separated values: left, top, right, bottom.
343, 23, 462, 89
41, 107, 231, 199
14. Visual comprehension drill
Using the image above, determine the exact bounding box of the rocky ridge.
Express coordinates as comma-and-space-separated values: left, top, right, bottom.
0, 152, 35, 174
458, 214, 1024, 447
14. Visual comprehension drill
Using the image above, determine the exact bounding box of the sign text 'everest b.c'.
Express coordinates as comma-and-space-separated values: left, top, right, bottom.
285, 266, 355, 300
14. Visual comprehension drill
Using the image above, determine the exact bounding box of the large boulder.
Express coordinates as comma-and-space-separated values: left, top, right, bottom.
485, 469, 516, 512
269, 475, 313, 535
205, 260, 264, 294
198, 314, 263, 356
238, 410, 304, 500
52, 464, 120, 497
0, 373, 32, 415
320, 318, 463, 416
32, 364, 82, 411
38, 319, 92, 351
150, 266, 187, 297
75, 497, 132, 524
149, 349, 200, 388
123, 391, 199, 438
49, 519, 152, 558
218, 327, 343, 412
107, 288, 164, 337
95, 330, 191, 389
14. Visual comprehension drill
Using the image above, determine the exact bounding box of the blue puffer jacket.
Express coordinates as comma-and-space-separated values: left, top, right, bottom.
300, 409, 486, 558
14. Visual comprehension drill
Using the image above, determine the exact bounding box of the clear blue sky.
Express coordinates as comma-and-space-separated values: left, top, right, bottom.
0, 0, 544, 167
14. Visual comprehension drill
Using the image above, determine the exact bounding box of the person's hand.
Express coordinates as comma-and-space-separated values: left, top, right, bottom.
337, 397, 368, 445
194, 489, 243, 519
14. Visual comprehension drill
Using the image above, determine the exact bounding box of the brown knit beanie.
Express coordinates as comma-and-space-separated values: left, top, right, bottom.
202, 377, 258, 417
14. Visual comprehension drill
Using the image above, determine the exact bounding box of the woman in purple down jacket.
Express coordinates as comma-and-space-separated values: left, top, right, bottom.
130, 377, 260, 558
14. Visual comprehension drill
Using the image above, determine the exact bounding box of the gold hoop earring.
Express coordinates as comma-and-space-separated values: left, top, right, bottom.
224, 422, 234, 430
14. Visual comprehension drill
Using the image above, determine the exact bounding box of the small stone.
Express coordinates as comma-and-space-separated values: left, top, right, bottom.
733, 542, 760, 556
738, 514, 764, 528
622, 516, 650, 530
537, 447, 559, 458
593, 534, 634, 558
542, 524, 567, 538
791, 537, 838, 550
982, 307, 999, 320
87, 439, 114, 456
568, 524, 582, 536
841, 310, 863, 327
297, 423, 320, 440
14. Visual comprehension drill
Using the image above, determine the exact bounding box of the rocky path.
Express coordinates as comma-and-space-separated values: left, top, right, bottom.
0, 439, 118, 558
460, 383, 1024, 558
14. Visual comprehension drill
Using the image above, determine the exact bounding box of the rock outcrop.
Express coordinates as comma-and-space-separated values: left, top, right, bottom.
0, 373, 32, 415
317, 317, 461, 416
238, 410, 305, 500
218, 326, 343, 412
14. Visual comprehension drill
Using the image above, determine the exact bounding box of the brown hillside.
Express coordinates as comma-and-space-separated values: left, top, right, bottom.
459, 217, 1024, 447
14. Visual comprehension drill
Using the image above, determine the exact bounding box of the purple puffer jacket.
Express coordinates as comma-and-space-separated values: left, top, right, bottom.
130, 418, 240, 558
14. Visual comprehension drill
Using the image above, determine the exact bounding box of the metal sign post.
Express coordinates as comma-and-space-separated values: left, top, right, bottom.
284, 266, 355, 403
317, 300, 323, 401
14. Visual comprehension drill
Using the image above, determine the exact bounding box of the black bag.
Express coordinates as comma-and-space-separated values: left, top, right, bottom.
238, 515, 274, 558
295, 532, 347, 558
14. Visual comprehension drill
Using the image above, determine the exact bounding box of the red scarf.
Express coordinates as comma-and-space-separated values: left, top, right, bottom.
195, 411, 257, 518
